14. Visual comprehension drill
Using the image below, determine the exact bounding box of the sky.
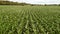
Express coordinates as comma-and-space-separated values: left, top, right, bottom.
9, 0, 60, 4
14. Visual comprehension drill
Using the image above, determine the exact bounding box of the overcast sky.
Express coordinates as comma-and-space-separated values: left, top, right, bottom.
9, 0, 60, 4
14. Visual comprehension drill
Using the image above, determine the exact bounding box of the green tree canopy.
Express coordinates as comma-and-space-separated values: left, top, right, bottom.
0, 0, 8, 1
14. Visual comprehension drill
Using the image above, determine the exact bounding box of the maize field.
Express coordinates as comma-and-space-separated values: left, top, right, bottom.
0, 6, 60, 34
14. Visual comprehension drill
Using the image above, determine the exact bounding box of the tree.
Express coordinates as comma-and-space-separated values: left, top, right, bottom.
0, 0, 8, 1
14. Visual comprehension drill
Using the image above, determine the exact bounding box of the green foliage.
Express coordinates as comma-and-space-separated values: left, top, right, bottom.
0, 6, 60, 34
0, 1, 19, 5
0, 1, 28, 5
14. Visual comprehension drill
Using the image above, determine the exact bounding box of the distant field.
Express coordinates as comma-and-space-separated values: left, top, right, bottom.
0, 6, 60, 34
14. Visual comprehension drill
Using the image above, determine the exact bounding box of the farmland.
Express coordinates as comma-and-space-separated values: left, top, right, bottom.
0, 6, 60, 34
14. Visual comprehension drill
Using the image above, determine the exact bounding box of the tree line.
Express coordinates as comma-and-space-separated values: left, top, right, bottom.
0, 1, 28, 5
0, 1, 60, 6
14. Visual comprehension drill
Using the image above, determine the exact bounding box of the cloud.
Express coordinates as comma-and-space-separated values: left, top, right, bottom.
9, 0, 60, 4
